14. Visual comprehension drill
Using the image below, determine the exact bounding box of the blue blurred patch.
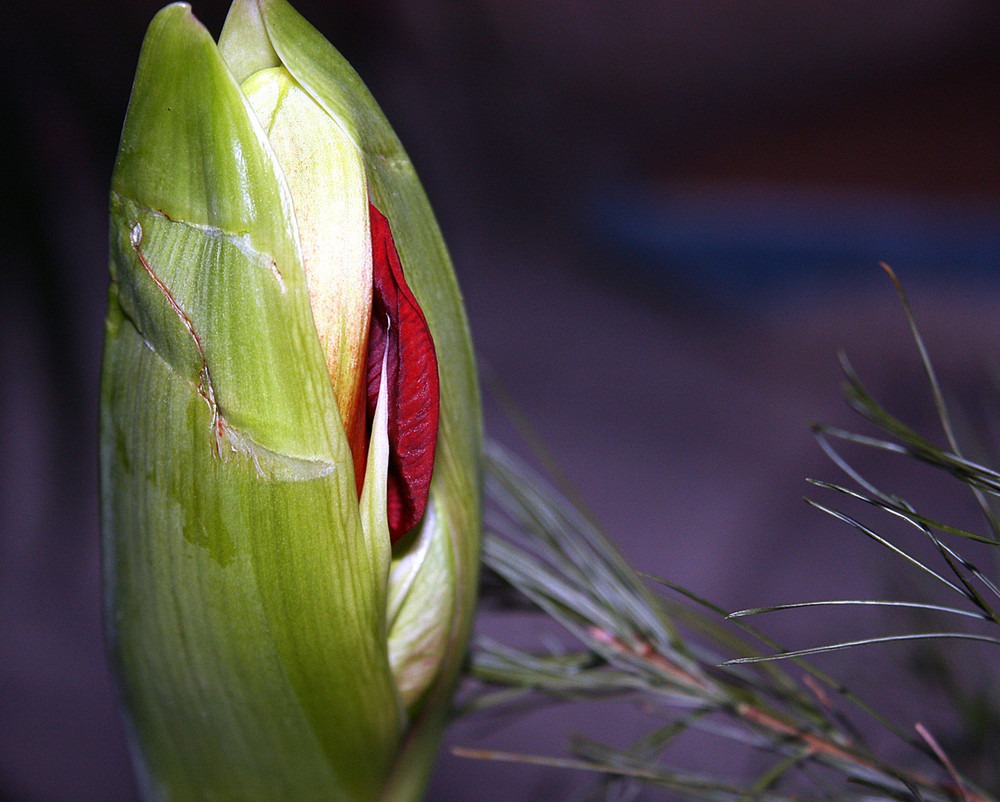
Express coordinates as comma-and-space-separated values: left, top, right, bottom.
587, 181, 1000, 299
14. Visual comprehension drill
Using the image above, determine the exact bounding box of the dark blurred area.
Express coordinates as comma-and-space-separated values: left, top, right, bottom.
4, 1, 1000, 799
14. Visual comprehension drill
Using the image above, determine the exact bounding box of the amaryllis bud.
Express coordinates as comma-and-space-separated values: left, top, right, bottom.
99, 1, 481, 799
239, 64, 440, 537
240, 63, 375, 489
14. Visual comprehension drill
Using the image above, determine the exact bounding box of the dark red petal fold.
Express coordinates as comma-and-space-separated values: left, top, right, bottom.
367, 203, 440, 542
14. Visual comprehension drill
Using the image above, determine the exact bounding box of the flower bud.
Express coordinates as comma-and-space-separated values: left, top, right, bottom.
100, 1, 481, 799
241, 64, 374, 484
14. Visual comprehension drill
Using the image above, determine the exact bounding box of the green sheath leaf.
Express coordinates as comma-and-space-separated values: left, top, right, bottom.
103, 4, 402, 799
220, 1, 482, 796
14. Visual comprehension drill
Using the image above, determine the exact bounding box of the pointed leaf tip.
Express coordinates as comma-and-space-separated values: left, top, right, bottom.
367, 203, 439, 542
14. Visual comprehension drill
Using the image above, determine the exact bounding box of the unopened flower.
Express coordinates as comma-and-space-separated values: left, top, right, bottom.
100, 1, 481, 799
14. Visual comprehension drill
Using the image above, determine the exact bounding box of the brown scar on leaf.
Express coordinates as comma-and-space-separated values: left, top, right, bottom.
130, 222, 231, 457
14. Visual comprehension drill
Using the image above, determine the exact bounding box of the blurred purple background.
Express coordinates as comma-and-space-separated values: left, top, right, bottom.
4, 1, 1000, 799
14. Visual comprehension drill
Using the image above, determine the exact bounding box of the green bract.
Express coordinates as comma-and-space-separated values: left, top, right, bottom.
100, 1, 481, 799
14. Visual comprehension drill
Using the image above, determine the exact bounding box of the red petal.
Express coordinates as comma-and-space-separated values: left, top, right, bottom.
367, 203, 440, 542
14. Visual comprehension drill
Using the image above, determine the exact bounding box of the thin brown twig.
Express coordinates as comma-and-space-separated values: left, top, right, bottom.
586, 626, 716, 696
916, 722, 970, 802
585, 626, 998, 802
451, 746, 672, 782
587, 626, 873, 770
802, 674, 833, 710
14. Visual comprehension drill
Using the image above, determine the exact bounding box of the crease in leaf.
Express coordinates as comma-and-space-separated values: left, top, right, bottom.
112, 192, 288, 291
